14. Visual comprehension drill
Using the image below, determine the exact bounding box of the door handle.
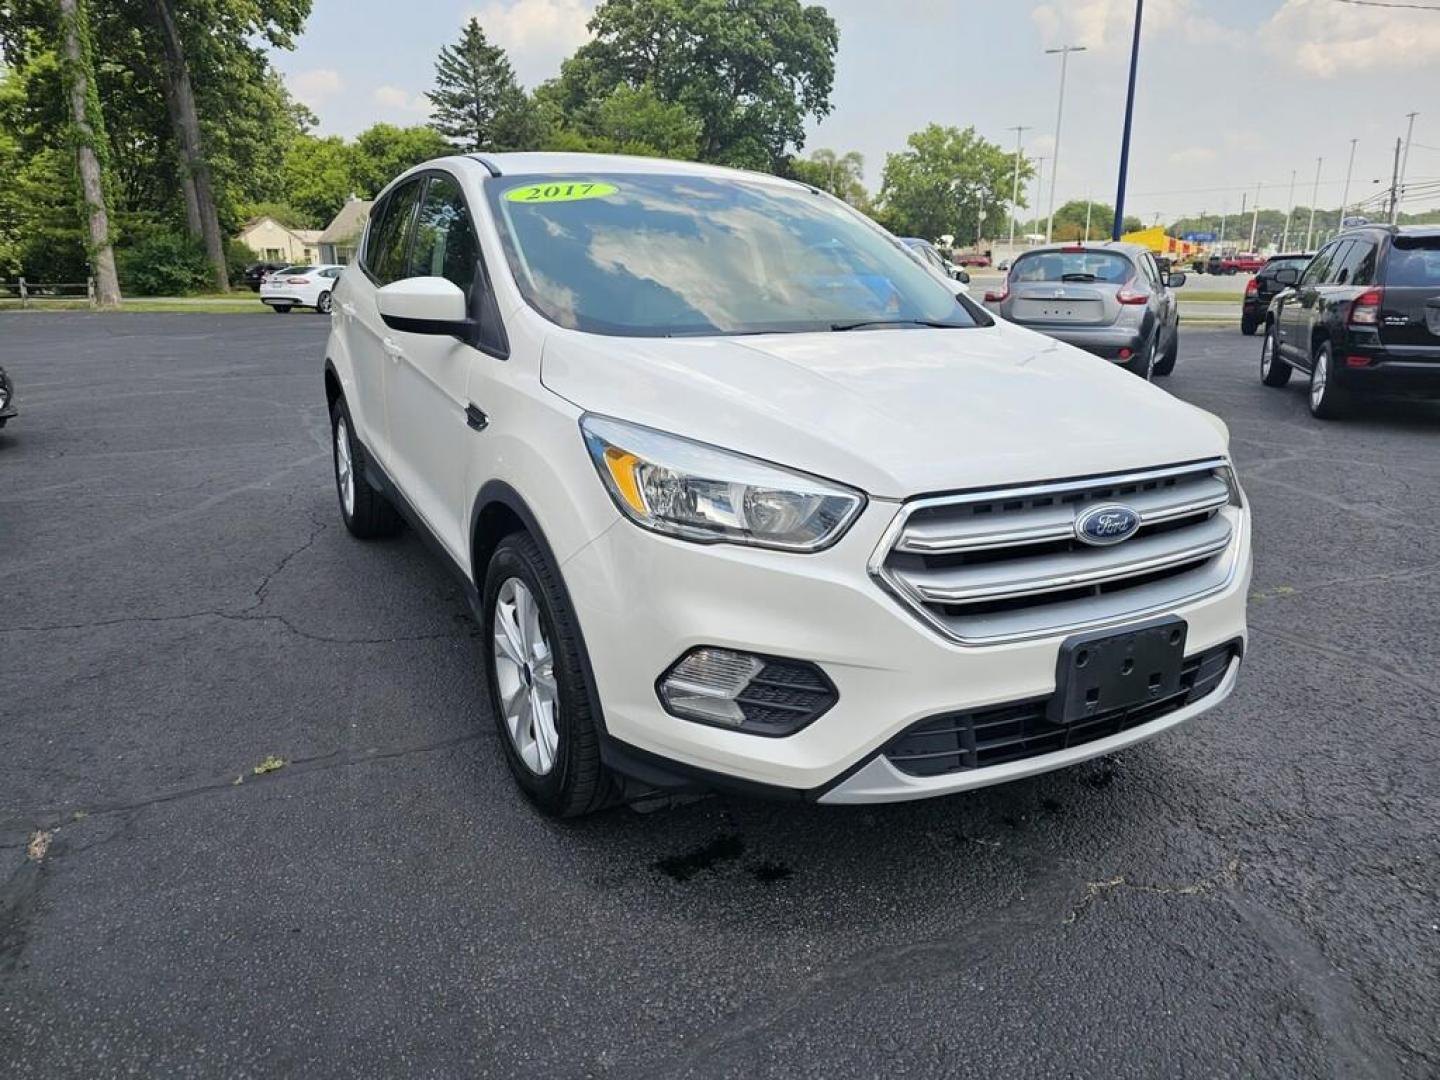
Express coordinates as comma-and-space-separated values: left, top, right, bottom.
340, 302, 357, 317
382, 337, 405, 361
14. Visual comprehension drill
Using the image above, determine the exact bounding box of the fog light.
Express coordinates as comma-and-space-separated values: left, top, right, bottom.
1345, 355, 1373, 368
657, 648, 838, 736
1118, 348, 1132, 360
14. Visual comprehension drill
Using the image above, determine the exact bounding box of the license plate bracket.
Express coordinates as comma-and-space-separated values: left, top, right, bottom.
1048, 617, 1188, 726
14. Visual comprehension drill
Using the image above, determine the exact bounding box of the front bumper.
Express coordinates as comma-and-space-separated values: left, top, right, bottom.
563, 499, 1251, 802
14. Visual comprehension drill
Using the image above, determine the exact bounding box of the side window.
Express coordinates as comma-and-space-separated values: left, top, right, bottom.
1300, 243, 1336, 287
1343, 240, 1378, 287
1322, 240, 1354, 284
1138, 254, 1160, 288
366, 179, 424, 285
407, 175, 479, 295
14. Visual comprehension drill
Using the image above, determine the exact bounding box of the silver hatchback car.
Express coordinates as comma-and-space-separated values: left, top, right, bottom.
982, 242, 1186, 379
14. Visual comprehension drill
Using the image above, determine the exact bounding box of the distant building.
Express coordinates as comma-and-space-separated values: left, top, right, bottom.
236, 216, 322, 265
318, 198, 374, 266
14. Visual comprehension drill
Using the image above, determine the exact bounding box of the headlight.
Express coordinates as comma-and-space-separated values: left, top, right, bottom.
580, 415, 866, 551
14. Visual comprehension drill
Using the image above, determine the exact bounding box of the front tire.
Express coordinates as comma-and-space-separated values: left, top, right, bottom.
1308, 342, 1349, 420
316, 291, 332, 315
483, 532, 619, 818
1260, 324, 1292, 387
330, 398, 402, 538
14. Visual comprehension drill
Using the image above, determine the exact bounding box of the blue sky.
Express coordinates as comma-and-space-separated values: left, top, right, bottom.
273, 0, 1440, 222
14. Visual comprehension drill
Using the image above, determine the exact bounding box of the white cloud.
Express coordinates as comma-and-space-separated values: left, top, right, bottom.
1168, 146, 1216, 168
1264, 0, 1440, 77
373, 85, 432, 117
288, 68, 343, 107
1030, 0, 1233, 53
465, 0, 595, 86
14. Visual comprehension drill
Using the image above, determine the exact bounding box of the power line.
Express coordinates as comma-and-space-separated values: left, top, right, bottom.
1328, 0, 1440, 10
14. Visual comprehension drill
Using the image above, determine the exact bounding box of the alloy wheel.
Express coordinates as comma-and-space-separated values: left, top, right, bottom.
1310, 350, 1328, 411
492, 577, 559, 776
334, 416, 354, 517
1261, 333, 1272, 377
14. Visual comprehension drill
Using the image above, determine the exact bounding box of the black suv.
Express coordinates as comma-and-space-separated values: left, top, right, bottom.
1260, 225, 1440, 418
242, 262, 287, 292
1242, 252, 1313, 335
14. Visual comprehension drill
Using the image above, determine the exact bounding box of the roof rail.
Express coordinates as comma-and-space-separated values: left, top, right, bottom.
467, 154, 503, 177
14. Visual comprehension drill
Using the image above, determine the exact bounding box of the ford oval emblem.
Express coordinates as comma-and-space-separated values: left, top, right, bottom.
1075, 504, 1141, 547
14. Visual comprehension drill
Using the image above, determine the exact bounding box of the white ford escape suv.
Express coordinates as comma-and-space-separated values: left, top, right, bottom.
323, 153, 1251, 816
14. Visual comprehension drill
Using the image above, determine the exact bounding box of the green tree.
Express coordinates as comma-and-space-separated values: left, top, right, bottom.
785, 147, 866, 206
427, 18, 535, 152
878, 124, 1028, 243
546, 0, 838, 169
279, 133, 353, 225
537, 82, 699, 158
350, 123, 452, 196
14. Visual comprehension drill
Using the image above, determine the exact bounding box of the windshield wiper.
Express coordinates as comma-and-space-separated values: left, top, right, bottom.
830, 318, 964, 332
1061, 273, 1097, 282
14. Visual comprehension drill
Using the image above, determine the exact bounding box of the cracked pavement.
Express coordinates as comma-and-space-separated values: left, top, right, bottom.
1, 316, 1438, 1078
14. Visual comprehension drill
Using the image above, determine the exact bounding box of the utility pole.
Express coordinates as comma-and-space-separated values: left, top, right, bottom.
1219, 201, 1228, 248
1006, 125, 1029, 259
1305, 156, 1322, 251
1084, 189, 1093, 242
1111, 0, 1144, 240
1340, 138, 1358, 223
1031, 156, 1047, 242
1395, 111, 1418, 223
1044, 45, 1086, 243
1388, 136, 1404, 223
1250, 181, 1261, 251
1238, 192, 1247, 250
1281, 169, 1297, 251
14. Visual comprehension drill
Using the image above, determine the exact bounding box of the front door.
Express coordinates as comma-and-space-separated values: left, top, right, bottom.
382, 173, 484, 565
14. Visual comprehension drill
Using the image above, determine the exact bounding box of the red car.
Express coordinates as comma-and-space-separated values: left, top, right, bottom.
954, 252, 992, 268
1222, 252, 1266, 274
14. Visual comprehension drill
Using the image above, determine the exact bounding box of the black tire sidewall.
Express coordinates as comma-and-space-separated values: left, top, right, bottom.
482, 538, 584, 812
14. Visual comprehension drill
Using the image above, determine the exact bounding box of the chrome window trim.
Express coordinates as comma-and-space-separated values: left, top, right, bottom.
867, 458, 1244, 647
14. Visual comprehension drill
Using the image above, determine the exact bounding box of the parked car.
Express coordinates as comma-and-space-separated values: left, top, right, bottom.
243, 262, 288, 292
259, 264, 343, 314
1225, 253, 1266, 274
954, 251, 992, 268
899, 237, 970, 294
1242, 252, 1313, 335
325, 153, 1249, 816
982, 241, 1186, 379
1261, 224, 1440, 418
0, 366, 16, 428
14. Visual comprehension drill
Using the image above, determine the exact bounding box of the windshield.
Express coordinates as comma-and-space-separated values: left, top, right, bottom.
1011, 250, 1133, 284
487, 173, 979, 336
1384, 237, 1440, 287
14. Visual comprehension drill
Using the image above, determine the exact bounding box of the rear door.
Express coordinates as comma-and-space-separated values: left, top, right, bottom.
1378, 234, 1440, 351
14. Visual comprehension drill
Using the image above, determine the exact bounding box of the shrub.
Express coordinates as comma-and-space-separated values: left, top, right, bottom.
116, 229, 214, 296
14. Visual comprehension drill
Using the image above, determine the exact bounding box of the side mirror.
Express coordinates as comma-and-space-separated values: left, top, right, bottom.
378, 277, 472, 338
1273, 266, 1299, 286
1167, 272, 1187, 288
956, 269, 971, 284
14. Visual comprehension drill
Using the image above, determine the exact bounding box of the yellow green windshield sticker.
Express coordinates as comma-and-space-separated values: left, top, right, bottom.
504, 181, 618, 204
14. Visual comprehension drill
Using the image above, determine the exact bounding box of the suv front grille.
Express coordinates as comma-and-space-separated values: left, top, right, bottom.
871, 460, 1243, 644
883, 640, 1239, 777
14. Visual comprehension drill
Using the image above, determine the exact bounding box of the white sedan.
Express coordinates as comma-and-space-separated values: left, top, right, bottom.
259, 265, 344, 314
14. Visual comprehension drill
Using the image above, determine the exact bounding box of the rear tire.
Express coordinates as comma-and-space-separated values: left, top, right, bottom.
1240, 315, 1258, 336
1153, 326, 1178, 377
1125, 335, 1158, 380
483, 532, 620, 818
1260, 324, 1292, 387
1308, 342, 1349, 420
330, 397, 402, 539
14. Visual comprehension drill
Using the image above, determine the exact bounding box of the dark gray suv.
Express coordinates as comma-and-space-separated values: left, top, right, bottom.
982, 242, 1186, 379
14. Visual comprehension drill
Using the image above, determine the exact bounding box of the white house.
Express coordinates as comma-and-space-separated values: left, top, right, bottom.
318, 199, 374, 266
236, 216, 323, 265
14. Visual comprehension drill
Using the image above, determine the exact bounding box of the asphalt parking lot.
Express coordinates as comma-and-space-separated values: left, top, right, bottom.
2, 315, 1438, 1078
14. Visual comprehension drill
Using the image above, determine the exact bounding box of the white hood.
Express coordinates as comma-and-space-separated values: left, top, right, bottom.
539, 321, 1228, 500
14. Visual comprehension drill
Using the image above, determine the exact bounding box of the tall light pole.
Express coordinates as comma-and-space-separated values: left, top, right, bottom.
1249, 181, 1261, 251
1305, 156, 1322, 250
1111, 0, 1144, 240
1045, 45, 1086, 243
1339, 138, 1358, 223
1084, 188, 1093, 242
1395, 111, 1419, 223
1006, 125, 1029, 259
1281, 168, 1297, 251
1031, 156, 1047, 242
